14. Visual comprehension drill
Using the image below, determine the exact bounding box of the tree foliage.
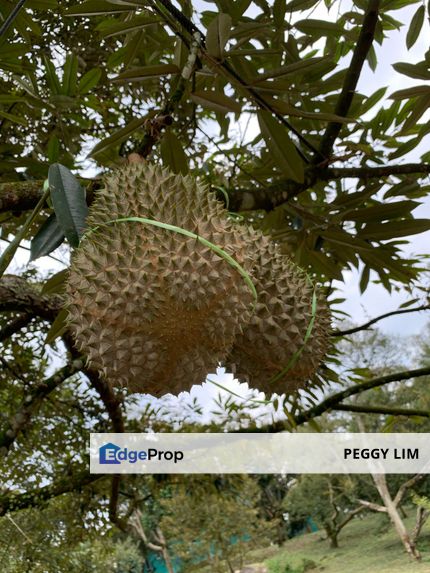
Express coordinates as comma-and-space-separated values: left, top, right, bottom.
1, 0, 430, 568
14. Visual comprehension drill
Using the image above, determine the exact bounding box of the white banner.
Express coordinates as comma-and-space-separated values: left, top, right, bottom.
90, 433, 430, 474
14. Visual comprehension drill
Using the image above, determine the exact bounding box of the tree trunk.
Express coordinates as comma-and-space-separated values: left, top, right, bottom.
372, 474, 421, 561
411, 507, 430, 545
324, 525, 339, 549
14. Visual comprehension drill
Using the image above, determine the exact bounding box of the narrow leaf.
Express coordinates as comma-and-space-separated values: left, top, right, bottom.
41, 269, 69, 295
113, 64, 180, 82
89, 116, 147, 158
30, 213, 65, 261
406, 5, 424, 49
61, 53, 79, 96
257, 111, 304, 183
96, 14, 160, 37
78, 68, 102, 94
65, 1, 134, 16
191, 90, 241, 114
358, 219, 430, 240
160, 131, 189, 175
206, 13, 232, 59
390, 85, 430, 100
45, 309, 68, 346
392, 62, 430, 81
48, 164, 88, 248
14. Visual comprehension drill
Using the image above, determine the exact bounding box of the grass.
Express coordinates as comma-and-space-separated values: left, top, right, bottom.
261, 511, 430, 573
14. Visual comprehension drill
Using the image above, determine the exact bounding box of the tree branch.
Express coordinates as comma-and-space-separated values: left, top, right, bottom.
0, 361, 83, 454
393, 474, 425, 508
358, 499, 387, 512
0, 313, 34, 342
153, 0, 320, 161
294, 366, 430, 426
317, 0, 380, 160
2, 163, 430, 214
333, 404, 430, 418
0, 275, 62, 321
0, 469, 103, 517
332, 305, 430, 337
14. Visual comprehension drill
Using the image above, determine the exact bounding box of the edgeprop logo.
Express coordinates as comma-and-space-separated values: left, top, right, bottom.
99, 442, 184, 465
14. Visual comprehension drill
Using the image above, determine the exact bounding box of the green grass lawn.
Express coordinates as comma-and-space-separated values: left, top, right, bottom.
262, 511, 430, 573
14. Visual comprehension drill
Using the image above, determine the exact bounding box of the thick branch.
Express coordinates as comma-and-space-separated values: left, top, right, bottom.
0, 275, 62, 321
332, 305, 430, 337
317, 0, 380, 160
0, 469, 103, 517
0, 361, 83, 454
358, 499, 387, 512
333, 404, 430, 418
393, 474, 425, 508
0, 313, 34, 342
294, 366, 430, 426
2, 163, 430, 214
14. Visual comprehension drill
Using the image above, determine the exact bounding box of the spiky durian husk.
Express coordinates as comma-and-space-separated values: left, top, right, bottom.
226, 230, 331, 395
66, 164, 255, 395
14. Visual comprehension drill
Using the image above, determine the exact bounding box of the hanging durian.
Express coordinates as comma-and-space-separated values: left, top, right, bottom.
225, 229, 331, 395
66, 163, 255, 395
66, 163, 330, 396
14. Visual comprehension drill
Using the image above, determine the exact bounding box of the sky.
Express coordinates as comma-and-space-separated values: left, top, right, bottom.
1, 0, 430, 413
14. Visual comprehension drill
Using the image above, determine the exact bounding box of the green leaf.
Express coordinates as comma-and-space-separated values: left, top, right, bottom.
43, 56, 61, 95
65, 1, 135, 16
359, 265, 370, 293
206, 13, 232, 60
160, 131, 189, 175
47, 134, 60, 162
30, 213, 65, 261
295, 19, 342, 36
367, 45, 377, 72
41, 269, 69, 295
78, 68, 102, 94
345, 201, 419, 223
360, 87, 387, 114
286, 0, 319, 11
89, 116, 147, 159
257, 111, 304, 183
48, 164, 88, 248
388, 136, 421, 159
190, 90, 241, 114
26, 0, 57, 7
0, 110, 27, 126
253, 57, 328, 82
358, 219, 430, 240
45, 309, 68, 346
61, 53, 78, 96
96, 14, 160, 37
406, 5, 424, 49
390, 85, 430, 100
113, 64, 180, 82
392, 62, 430, 81
268, 97, 353, 122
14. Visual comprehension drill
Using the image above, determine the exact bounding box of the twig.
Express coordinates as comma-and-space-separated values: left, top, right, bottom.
333, 404, 430, 418
317, 0, 381, 161
0, 0, 26, 39
332, 305, 430, 337
294, 365, 430, 425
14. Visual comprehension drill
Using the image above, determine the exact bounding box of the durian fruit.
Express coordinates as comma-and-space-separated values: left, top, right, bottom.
225, 229, 331, 395
66, 163, 256, 395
